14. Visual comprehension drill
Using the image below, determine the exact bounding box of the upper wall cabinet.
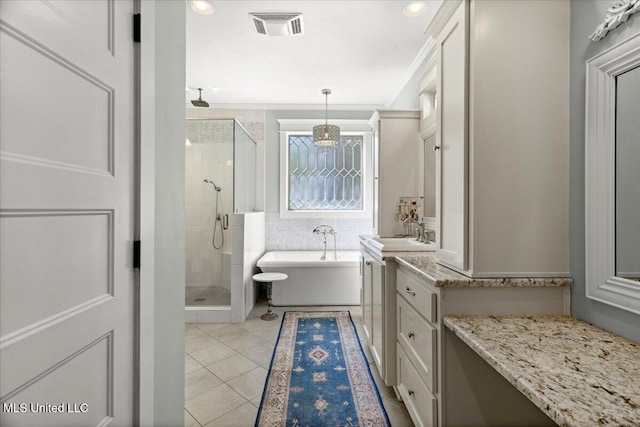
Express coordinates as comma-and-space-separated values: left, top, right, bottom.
427, 0, 570, 277
369, 111, 421, 237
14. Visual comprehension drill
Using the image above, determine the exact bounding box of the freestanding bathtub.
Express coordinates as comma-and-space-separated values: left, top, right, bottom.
256, 251, 361, 306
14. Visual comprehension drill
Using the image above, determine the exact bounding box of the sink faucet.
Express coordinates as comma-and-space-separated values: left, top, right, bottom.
403, 216, 426, 243
313, 225, 337, 260
424, 229, 436, 243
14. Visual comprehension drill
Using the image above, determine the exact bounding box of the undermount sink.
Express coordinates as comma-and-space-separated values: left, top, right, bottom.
369, 237, 435, 252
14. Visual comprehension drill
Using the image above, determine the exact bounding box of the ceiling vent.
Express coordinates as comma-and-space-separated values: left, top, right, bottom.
249, 13, 304, 36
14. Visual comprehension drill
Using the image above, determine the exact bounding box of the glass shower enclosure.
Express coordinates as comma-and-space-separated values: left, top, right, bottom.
184, 119, 256, 309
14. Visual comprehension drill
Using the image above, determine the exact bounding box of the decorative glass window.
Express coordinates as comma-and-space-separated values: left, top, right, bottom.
287, 135, 363, 211
278, 119, 371, 218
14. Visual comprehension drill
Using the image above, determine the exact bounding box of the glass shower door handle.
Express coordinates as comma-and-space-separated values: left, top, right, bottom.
223, 214, 229, 230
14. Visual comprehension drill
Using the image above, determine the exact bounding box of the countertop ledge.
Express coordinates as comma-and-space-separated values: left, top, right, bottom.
443, 315, 640, 427
394, 254, 572, 288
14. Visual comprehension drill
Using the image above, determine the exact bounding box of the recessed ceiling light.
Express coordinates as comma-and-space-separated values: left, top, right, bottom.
189, 0, 214, 16
403, 1, 427, 17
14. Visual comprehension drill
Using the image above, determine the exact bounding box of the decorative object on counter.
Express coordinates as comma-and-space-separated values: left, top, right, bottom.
394, 196, 423, 236
256, 311, 390, 427
444, 315, 640, 427
312, 224, 337, 260
312, 89, 341, 149
589, 0, 640, 41
253, 272, 288, 320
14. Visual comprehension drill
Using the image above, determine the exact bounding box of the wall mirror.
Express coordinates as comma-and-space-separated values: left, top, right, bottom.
418, 52, 438, 218
585, 32, 640, 315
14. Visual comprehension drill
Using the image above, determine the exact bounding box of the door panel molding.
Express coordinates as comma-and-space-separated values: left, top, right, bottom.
1, 20, 115, 175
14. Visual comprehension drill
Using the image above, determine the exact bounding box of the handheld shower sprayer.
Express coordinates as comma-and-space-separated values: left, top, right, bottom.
203, 179, 224, 249
203, 179, 222, 192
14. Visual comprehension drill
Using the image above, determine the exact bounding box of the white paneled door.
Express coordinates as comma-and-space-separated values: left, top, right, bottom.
0, 1, 136, 426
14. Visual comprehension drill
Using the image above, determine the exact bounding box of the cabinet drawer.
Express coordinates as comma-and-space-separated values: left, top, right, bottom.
397, 344, 437, 427
397, 296, 437, 392
396, 268, 437, 323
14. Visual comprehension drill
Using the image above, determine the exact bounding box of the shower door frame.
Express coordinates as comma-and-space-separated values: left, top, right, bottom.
184, 118, 235, 315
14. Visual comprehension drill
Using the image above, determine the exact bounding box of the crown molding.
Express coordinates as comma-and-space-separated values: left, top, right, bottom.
186, 102, 382, 111
385, 37, 437, 108
425, 0, 462, 38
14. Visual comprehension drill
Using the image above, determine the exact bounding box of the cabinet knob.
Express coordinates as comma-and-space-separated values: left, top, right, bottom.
408, 332, 415, 339
408, 390, 415, 397
433, 145, 440, 151
365, 261, 371, 265
405, 287, 416, 296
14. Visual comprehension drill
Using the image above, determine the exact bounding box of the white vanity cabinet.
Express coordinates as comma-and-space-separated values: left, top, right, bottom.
360, 242, 398, 386
394, 255, 571, 427
361, 253, 374, 343
396, 267, 438, 427
369, 111, 422, 237
429, 0, 570, 277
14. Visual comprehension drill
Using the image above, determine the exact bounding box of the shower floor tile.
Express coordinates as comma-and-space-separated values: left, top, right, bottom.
186, 286, 231, 306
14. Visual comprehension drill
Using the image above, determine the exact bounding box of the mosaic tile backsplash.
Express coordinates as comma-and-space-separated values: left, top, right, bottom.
265, 213, 372, 251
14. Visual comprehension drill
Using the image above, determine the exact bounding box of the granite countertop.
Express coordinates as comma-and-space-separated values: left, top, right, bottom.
443, 315, 640, 427
394, 253, 572, 288
359, 236, 571, 288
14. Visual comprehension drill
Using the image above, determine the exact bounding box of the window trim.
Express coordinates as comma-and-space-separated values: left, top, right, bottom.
278, 119, 372, 219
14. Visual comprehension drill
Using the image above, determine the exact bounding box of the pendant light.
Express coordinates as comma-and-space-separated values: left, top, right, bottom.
313, 89, 340, 149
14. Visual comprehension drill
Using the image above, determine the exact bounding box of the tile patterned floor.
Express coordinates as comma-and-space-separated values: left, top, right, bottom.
184, 302, 415, 426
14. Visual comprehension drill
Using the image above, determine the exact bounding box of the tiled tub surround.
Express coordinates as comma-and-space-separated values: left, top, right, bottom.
394, 253, 573, 288
265, 213, 372, 251
443, 315, 640, 427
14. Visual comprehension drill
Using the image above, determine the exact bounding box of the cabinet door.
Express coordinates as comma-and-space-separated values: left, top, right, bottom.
436, 1, 468, 270
362, 256, 373, 342
371, 260, 384, 374
373, 125, 379, 235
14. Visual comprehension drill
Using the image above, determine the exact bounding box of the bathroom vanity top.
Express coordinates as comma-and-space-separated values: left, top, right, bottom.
443, 315, 640, 427
359, 236, 570, 288
393, 253, 572, 288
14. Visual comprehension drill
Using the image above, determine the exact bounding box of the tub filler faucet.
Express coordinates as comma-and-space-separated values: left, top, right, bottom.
313, 225, 337, 260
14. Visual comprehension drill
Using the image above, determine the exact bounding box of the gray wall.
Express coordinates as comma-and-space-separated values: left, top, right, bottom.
154, 1, 186, 425
570, 1, 640, 342
387, 68, 422, 109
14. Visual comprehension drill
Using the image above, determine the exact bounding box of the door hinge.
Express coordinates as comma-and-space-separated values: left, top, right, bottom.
133, 13, 141, 43
133, 240, 141, 269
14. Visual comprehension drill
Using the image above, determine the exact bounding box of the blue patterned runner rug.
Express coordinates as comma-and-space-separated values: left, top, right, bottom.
255, 311, 390, 427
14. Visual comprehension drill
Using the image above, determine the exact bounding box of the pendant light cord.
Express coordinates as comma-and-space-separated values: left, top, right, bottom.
325, 91, 328, 127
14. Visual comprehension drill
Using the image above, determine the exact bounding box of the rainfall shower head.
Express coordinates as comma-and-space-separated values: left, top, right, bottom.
203, 179, 221, 192
191, 88, 209, 108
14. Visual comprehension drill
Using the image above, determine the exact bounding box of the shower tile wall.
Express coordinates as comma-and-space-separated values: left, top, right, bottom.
185, 108, 266, 212
265, 213, 372, 251
185, 121, 233, 290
